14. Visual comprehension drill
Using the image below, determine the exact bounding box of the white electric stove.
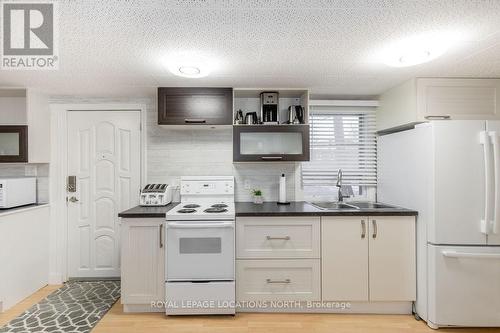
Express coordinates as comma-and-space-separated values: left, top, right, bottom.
165, 176, 235, 315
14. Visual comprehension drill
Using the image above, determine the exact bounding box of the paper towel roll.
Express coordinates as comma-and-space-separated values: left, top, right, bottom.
278, 173, 286, 203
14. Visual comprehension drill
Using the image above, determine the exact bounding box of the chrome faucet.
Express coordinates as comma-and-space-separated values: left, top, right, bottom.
336, 169, 344, 202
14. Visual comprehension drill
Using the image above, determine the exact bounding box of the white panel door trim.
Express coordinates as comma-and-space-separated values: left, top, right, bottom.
49, 104, 146, 283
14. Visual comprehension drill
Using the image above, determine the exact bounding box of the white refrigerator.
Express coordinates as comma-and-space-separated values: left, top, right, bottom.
378, 120, 500, 329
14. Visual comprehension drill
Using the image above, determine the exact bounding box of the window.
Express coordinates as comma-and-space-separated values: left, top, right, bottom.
301, 104, 377, 197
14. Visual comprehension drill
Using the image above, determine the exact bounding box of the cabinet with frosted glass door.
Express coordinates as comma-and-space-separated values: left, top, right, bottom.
233, 125, 310, 162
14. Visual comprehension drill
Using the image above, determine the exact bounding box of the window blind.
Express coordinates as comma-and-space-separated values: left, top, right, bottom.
301, 105, 377, 187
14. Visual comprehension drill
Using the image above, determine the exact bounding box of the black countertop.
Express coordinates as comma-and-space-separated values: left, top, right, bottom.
118, 202, 179, 218
118, 201, 417, 218
235, 201, 417, 217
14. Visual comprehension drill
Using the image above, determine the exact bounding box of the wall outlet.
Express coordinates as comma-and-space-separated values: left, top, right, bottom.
244, 179, 251, 190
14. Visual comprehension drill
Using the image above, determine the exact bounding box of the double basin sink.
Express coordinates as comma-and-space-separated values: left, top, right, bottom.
308, 201, 395, 211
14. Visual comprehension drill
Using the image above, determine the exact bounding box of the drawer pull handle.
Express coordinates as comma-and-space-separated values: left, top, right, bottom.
361, 220, 366, 239
266, 278, 291, 284
372, 220, 378, 239
266, 236, 290, 240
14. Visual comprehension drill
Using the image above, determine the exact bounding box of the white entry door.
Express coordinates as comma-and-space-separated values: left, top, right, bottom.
67, 111, 141, 278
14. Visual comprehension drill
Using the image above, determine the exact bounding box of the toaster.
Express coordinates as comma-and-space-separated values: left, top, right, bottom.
139, 184, 172, 206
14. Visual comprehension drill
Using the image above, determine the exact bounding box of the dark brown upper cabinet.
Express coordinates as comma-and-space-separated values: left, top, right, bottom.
0, 125, 28, 163
158, 87, 233, 125
233, 124, 310, 162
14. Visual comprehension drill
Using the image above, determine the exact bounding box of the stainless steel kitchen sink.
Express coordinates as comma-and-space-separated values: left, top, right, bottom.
349, 202, 395, 209
308, 202, 359, 210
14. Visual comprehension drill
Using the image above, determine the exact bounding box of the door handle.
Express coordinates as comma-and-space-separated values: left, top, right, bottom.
166, 222, 234, 229
68, 196, 79, 203
159, 223, 164, 248
442, 250, 500, 259
480, 131, 493, 234
372, 220, 377, 239
489, 131, 500, 234
361, 220, 366, 239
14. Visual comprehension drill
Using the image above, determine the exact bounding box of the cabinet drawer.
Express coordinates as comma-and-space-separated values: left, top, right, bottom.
236, 217, 320, 258
236, 259, 320, 301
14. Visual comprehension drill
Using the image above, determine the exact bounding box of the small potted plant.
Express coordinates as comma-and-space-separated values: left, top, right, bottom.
252, 189, 263, 204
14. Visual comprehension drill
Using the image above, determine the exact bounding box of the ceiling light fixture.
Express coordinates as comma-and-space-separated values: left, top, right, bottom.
165, 53, 213, 78
178, 66, 201, 75
379, 31, 462, 67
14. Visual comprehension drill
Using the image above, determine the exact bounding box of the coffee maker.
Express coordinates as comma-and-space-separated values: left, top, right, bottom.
260, 92, 279, 124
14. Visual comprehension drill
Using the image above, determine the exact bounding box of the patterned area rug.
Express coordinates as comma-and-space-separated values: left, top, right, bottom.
0, 281, 120, 333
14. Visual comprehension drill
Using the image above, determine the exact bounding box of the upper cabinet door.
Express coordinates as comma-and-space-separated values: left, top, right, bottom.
233, 125, 310, 162
417, 78, 500, 121
377, 78, 500, 132
158, 87, 233, 125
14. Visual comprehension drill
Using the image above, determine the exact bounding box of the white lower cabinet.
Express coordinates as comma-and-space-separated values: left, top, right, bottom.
321, 217, 369, 301
369, 216, 416, 301
322, 216, 416, 302
121, 218, 165, 312
236, 259, 320, 301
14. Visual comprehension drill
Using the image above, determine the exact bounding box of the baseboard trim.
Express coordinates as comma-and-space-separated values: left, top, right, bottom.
48, 273, 63, 285
123, 304, 164, 313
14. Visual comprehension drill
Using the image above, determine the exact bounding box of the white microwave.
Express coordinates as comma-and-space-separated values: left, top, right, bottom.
0, 177, 36, 208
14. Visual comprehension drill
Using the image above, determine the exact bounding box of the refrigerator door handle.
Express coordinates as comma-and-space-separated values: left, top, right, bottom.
490, 131, 500, 234
442, 250, 500, 260
480, 131, 493, 234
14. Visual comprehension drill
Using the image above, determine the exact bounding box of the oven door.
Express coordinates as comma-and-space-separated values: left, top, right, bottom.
166, 221, 234, 281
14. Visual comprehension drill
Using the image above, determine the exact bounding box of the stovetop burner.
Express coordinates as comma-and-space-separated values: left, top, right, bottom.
211, 204, 228, 208
183, 204, 200, 209
204, 207, 228, 213
177, 208, 196, 213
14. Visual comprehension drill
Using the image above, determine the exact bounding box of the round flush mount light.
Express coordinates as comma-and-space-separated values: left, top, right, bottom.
165, 54, 213, 78
178, 66, 201, 75
378, 31, 461, 67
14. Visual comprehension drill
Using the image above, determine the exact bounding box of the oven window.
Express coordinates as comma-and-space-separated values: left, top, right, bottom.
179, 237, 222, 254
